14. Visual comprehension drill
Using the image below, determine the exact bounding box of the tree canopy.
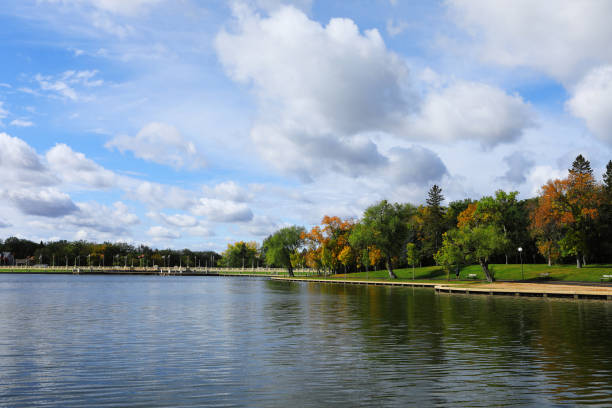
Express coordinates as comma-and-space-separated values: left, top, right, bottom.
262, 226, 305, 276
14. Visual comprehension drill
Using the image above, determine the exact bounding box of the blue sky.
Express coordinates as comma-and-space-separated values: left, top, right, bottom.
1, 0, 611, 251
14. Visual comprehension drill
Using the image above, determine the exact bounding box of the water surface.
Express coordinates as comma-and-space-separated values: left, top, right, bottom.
1, 274, 612, 406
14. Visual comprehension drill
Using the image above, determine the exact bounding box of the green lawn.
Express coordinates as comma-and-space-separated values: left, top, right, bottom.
337, 264, 612, 283
3, 264, 612, 282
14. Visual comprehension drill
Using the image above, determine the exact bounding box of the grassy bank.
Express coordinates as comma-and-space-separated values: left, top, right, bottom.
337, 264, 612, 283
2, 264, 612, 283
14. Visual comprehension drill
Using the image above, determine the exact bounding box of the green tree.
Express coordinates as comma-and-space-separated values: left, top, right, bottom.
350, 200, 412, 279
406, 242, 418, 279
435, 224, 509, 282
262, 226, 305, 276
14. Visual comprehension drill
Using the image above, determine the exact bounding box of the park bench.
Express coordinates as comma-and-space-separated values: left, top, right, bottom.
467, 274, 478, 279
539, 272, 550, 279
601, 275, 612, 283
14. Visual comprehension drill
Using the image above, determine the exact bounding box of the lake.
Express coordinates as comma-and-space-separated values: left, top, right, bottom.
1, 274, 612, 406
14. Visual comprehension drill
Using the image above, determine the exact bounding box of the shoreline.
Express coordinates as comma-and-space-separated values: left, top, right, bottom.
3, 269, 612, 300
271, 277, 612, 301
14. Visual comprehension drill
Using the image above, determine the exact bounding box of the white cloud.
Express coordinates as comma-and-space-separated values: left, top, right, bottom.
9, 119, 34, 127
34, 70, 102, 101
191, 198, 253, 222
499, 151, 535, 184
216, 5, 533, 182
0, 219, 12, 228
251, 124, 388, 181
526, 165, 567, 196
386, 19, 410, 37
0, 132, 57, 187
216, 6, 413, 136
147, 225, 180, 240
447, 0, 612, 83
215, 5, 417, 180
205, 181, 252, 203
106, 122, 206, 169
46, 143, 117, 189
158, 213, 199, 228
246, 215, 283, 236
386, 146, 447, 185
408, 81, 535, 147
566, 65, 612, 143
64, 201, 139, 235
3, 188, 78, 217
0, 102, 8, 124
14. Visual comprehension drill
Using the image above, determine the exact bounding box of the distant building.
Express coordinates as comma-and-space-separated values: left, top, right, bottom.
1, 252, 15, 265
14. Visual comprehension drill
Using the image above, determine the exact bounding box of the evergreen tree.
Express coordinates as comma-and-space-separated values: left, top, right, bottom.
423, 185, 446, 259
603, 160, 612, 196
569, 154, 593, 179
426, 184, 444, 210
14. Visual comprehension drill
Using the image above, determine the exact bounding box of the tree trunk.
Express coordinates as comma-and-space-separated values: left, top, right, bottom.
505, 254, 508, 264
386, 257, 397, 279
547, 256, 551, 266
583, 255, 587, 266
287, 264, 294, 277
576, 255, 582, 269
479, 259, 494, 283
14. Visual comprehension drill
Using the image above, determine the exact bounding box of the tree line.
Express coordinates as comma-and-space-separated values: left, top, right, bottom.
0, 239, 220, 268
253, 155, 612, 280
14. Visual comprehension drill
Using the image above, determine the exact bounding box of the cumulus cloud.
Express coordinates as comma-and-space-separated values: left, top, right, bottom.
46, 143, 117, 189
4, 188, 78, 217
246, 215, 283, 236
64, 201, 139, 235
158, 213, 199, 228
0, 132, 57, 187
191, 198, 253, 222
122, 180, 195, 210
147, 225, 180, 240
204, 181, 252, 203
216, 5, 533, 181
386, 146, 447, 185
566, 65, 612, 143
499, 151, 535, 184
217, 6, 413, 135
0, 219, 12, 228
447, 0, 612, 83
216, 5, 416, 178
526, 165, 568, 196
408, 81, 535, 147
251, 124, 388, 181
106, 122, 206, 169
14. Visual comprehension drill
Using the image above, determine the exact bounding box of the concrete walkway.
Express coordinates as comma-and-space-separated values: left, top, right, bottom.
272, 277, 612, 300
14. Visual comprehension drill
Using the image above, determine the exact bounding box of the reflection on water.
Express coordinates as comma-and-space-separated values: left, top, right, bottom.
1, 274, 612, 406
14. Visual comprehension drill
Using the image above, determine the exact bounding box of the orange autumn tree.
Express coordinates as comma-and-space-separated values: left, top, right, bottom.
301, 216, 356, 275
529, 179, 566, 266
561, 155, 601, 267
529, 155, 601, 268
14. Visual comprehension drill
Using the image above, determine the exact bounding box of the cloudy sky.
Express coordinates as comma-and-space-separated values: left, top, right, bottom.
1, 0, 611, 251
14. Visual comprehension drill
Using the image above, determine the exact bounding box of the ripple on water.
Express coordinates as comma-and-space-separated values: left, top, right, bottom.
1, 275, 612, 406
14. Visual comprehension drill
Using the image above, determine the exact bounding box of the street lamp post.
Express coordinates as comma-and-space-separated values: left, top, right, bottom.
518, 247, 524, 281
